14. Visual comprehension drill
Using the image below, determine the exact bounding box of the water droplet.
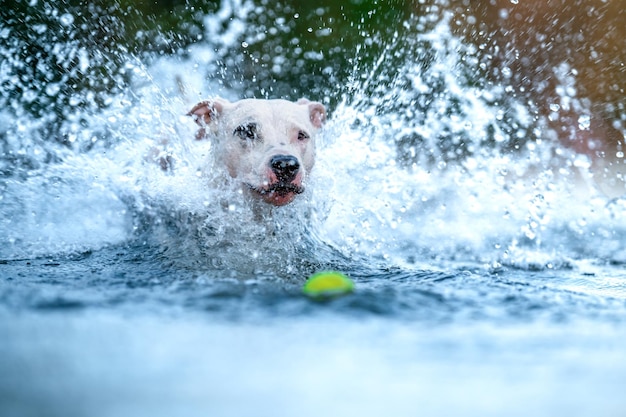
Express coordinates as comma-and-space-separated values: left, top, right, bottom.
59, 13, 74, 26
33, 24, 47, 34
577, 114, 591, 130
78, 48, 90, 72
45, 83, 60, 96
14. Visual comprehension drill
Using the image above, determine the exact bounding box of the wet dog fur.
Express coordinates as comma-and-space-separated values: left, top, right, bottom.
188, 98, 326, 207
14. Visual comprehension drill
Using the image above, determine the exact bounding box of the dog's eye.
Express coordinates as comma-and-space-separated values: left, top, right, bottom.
297, 130, 310, 141
234, 123, 259, 141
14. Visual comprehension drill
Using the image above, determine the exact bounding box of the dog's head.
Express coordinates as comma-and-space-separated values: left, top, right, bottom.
189, 98, 326, 206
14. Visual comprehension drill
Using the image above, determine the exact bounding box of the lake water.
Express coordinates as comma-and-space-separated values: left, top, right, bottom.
1, 1, 626, 416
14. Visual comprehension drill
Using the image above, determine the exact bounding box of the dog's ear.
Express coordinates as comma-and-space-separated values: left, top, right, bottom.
188, 99, 228, 140
298, 98, 326, 129
188, 99, 226, 125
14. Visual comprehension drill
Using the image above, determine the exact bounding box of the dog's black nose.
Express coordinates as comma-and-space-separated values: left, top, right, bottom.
270, 155, 300, 182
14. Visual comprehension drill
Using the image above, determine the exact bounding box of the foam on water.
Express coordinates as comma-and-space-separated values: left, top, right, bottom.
1, 1, 625, 277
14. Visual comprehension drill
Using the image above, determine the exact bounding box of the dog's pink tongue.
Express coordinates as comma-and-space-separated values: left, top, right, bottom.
263, 191, 297, 206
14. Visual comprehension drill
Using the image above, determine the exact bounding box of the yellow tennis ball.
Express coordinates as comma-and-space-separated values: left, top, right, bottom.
302, 271, 354, 298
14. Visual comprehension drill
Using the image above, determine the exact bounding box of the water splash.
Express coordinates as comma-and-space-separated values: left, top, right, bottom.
1, 1, 624, 274
312, 11, 626, 270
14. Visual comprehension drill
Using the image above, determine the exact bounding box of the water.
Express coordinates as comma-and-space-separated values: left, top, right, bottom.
2, 1, 626, 416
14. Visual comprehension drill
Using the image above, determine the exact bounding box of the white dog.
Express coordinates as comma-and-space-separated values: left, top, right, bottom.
188, 98, 326, 206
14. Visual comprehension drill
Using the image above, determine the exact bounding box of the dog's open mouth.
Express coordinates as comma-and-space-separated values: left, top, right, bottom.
246, 182, 304, 206
247, 182, 304, 196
